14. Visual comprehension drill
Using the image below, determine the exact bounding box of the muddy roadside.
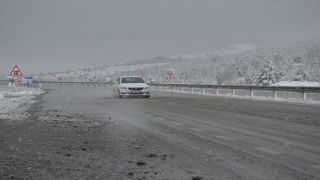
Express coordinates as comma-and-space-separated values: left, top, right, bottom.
1, 96, 124, 179
0, 92, 224, 180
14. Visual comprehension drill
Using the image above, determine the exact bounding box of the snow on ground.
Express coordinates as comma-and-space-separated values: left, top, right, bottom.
0, 86, 46, 120
224, 93, 320, 105
270, 81, 320, 87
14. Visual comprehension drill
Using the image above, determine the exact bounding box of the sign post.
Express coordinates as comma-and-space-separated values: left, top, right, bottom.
14, 77, 18, 87
164, 68, 175, 83
9, 65, 23, 91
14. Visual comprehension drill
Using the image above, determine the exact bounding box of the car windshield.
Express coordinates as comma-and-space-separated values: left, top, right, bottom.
121, 77, 145, 83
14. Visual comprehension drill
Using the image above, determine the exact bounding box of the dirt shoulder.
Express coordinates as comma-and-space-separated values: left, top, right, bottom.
0, 100, 125, 179
1, 93, 227, 180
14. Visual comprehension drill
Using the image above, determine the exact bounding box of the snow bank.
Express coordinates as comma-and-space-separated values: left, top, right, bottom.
270, 81, 320, 87
0, 86, 46, 120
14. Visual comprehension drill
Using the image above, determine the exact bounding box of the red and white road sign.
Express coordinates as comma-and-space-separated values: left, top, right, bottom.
58, 76, 62, 81
164, 74, 175, 83
9, 65, 23, 76
14, 77, 18, 86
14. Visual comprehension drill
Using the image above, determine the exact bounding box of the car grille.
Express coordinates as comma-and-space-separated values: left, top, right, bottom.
128, 88, 143, 90
128, 92, 144, 94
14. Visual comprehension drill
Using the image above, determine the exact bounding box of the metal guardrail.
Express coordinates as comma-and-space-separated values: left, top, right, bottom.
149, 83, 320, 101
0, 80, 113, 87
1, 80, 319, 101
41, 81, 113, 87
0, 82, 40, 89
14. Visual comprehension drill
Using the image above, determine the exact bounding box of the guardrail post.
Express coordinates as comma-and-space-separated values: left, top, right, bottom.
191, 86, 194, 93
232, 89, 235, 96
173, 86, 175, 91
165, 86, 167, 91
250, 90, 254, 97
202, 88, 205, 94
302, 91, 307, 100
216, 88, 219, 95
181, 87, 184, 92
273, 91, 277, 99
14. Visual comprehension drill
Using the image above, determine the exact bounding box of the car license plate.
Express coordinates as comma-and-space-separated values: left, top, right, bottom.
131, 90, 140, 93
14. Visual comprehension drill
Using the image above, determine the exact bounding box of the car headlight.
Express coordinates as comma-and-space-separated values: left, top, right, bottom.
119, 86, 127, 90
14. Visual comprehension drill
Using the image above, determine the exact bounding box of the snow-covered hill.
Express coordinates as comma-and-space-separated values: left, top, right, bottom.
34, 38, 320, 85
34, 44, 260, 82
137, 38, 320, 85
35, 63, 168, 82
167, 44, 259, 59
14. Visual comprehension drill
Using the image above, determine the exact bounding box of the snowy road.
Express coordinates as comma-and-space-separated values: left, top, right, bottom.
100, 87, 320, 179
1, 85, 320, 179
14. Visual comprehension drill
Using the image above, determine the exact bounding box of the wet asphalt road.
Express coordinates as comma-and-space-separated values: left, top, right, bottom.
6, 84, 320, 180
98, 86, 320, 179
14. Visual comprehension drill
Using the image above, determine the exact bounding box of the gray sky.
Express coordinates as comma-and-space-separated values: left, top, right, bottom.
1, 0, 319, 76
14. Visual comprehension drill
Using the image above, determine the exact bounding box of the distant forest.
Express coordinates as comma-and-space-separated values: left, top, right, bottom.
119, 38, 320, 85
37, 38, 320, 86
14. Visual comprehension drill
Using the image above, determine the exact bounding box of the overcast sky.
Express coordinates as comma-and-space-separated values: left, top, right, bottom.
1, 0, 319, 76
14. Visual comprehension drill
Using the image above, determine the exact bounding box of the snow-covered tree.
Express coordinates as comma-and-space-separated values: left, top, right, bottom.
314, 74, 320, 82
245, 68, 258, 85
257, 57, 278, 86
293, 63, 309, 82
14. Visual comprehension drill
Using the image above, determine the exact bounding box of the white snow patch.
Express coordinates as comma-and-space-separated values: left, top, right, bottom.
0, 86, 45, 120
270, 81, 320, 87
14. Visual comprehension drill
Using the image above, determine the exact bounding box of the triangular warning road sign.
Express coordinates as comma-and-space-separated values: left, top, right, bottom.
9, 65, 23, 76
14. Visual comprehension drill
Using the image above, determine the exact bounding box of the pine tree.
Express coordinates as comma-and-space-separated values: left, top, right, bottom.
245, 68, 258, 85
216, 71, 224, 85
314, 74, 320, 82
293, 63, 309, 82
257, 57, 278, 86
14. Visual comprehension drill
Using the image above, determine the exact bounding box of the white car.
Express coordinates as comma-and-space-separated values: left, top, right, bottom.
113, 76, 150, 98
